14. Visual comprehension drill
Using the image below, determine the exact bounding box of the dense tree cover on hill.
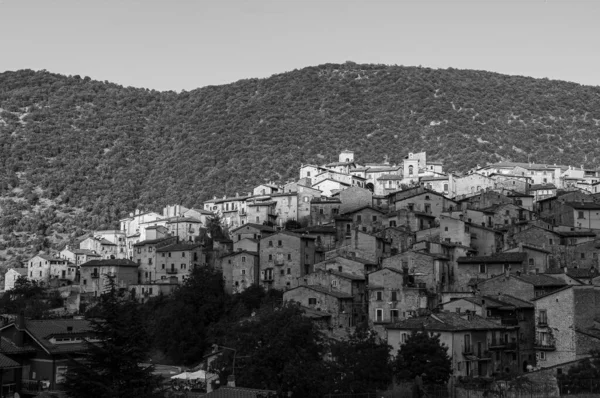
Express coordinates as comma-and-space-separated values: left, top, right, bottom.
2, 63, 600, 265
2, 64, 600, 230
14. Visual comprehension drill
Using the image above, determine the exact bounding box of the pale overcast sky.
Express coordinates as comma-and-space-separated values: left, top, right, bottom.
0, 0, 598, 91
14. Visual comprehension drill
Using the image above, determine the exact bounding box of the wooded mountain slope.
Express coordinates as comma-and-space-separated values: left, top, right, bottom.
2, 63, 600, 229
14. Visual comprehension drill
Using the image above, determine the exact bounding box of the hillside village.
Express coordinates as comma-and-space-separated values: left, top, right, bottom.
9, 149, 600, 383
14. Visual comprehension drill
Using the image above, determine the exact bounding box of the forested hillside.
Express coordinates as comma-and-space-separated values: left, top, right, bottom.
1, 62, 600, 264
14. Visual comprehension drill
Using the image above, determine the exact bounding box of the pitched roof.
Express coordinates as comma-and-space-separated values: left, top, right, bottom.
6, 268, 28, 276
80, 259, 138, 268
386, 312, 507, 331
0, 353, 20, 369
133, 237, 174, 247
313, 269, 365, 281
457, 252, 527, 264
377, 174, 404, 181
261, 230, 316, 240
34, 254, 66, 262
291, 285, 354, 299
156, 243, 202, 252
293, 226, 337, 234
14, 319, 93, 355
230, 223, 276, 233
515, 273, 567, 287
221, 250, 259, 259
0, 336, 36, 354
340, 205, 386, 216
564, 202, 600, 210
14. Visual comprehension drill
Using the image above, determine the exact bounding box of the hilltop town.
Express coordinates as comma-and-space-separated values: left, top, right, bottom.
7, 149, 600, 391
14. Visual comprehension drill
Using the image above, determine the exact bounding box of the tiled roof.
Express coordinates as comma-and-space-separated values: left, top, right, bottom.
0, 336, 36, 354
457, 253, 527, 264
156, 243, 202, 252
0, 353, 19, 369
340, 205, 386, 216
320, 269, 365, 281
80, 259, 138, 268
377, 174, 404, 181
230, 223, 276, 233
386, 312, 507, 331
133, 237, 174, 247
70, 249, 101, 256
34, 254, 65, 262
98, 238, 116, 246
556, 230, 597, 237
221, 250, 259, 259
515, 274, 566, 287
564, 202, 600, 210
6, 268, 28, 276
293, 226, 337, 234
247, 201, 277, 207
294, 285, 354, 299
530, 183, 557, 191
261, 230, 316, 240
23, 319, 93, 354
546, 268, 597, 279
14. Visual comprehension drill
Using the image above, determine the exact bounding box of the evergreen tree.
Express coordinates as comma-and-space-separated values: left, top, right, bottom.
394, 331, 452, 385
63, 277, 162, 398
329, 324, 393, 393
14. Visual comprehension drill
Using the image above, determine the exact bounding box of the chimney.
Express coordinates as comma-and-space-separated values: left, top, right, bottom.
14, 312, 26, 347
227, 375, 236, 387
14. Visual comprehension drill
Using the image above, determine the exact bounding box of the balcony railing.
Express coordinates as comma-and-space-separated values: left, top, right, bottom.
166, 269, 178, 274
534, 339, 556, 351
488, 338, 507, 349
463, 346, 473, 355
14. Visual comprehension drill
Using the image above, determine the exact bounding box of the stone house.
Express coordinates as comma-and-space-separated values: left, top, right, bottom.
379, 226, 415, 255
476, 273, 567, 301
503, 243, 551, 274
335, 229, 390, 264
381, 250, 451, 298
532, 285, 600, 369
245, 200, 277, 226
456, 253, 526, 289
293, 226, 337, 252
271, 192, 298, 228
312, 178, 351, 197
79, 236, 118, 260
457, 190, 513, 210
132, 236, 178, 284
420, 176, 451, 196
309, 198, 341, 226
375, 174, 403, 196
386, 312, 520, 377
529, 184, 557, 203
490, 174, 531, 194
298, 268, 366, 324
314, 255, 376, 276
59, 247, 101, 267
26, 254, 71, 284
253, 183, 280, 196
439, 215, 472, 247
233, 237, 259, 252
4, 268, 27, 291
391, 188, 458, 219
155, 243, 204, 284
80, 259, 138, 298
221, 250, 259, 294
452, 173, 496, 197
230, 223, 275, 242
337, 206, 386, 235
367, 267, 427, 328
259, 231, 317, 291
441, 294, 536, 373
131, 282, 178, 303
468, 223, 505, 256
294, 184, 322, 224
283, 285, 354, 328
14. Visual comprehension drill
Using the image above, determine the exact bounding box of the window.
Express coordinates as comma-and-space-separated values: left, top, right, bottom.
578, 211, 585, 219
408, 165, 414, 176
278, 240, 282, 247
372, 215, 377, 222
242, 256, 246, 263
280, 269, 284, 275
376, 291, 382, 301
402, 333, 408, 343
268, 254, 273, 261
307, 171, 311, 177
539, 309, 548, 325
168, 253, 171, 257
581, 253, 585, 259
162, 264, 165, 269
356, 215, 362, 223
376, 309, 383, 322
549, 238, 554, 245
308, 298, 316, 305
391, 291, 397, 301
444, 226, 448, 231
479, 264, 486, 273
182, 252, 185, 257
268, 240, 273, 247
390, 310, 399, 322
287, 254, 291, 260
242, 269, 246, 275
287, 268, 291, 275
539, 351, 546, 361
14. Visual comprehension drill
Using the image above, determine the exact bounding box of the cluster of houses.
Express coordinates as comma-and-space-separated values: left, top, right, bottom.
8, 150, 600, 384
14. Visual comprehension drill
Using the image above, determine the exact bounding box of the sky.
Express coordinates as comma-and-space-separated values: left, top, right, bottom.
0, 0, 599, 92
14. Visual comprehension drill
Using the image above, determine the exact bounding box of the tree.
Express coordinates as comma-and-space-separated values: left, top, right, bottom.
558, 350, 600, 394
0, 276, 53, 318
394, 331, 452, 385
329, 324, 393, 393
149, 266, 228, 365
63, 277, 162, 398
206, 214, 226, 240
209, 302, 329, 397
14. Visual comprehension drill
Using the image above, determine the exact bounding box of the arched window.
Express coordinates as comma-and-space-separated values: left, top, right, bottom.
255, 216, 260, 223
408, 165, 414, 176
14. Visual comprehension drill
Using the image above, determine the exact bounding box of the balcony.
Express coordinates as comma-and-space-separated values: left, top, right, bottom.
488, 338, 507, 349
476, 351, 492, 361
534, 339, 556, 351
166, 269, 178, 274
91, 272, 100, 279
463, 345, 473, 355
